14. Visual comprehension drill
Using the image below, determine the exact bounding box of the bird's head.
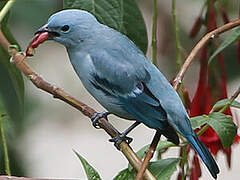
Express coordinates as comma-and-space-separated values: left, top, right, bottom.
35, 9, 100, 48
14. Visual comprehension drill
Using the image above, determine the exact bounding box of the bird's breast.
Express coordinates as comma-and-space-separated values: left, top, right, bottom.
67, 50, 135, 120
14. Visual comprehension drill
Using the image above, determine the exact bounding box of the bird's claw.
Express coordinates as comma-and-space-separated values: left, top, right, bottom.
91, 111, 110, 129
109, 134, 133, 150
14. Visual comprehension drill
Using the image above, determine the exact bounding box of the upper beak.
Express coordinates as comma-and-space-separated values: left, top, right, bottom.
35, 24, 49, 35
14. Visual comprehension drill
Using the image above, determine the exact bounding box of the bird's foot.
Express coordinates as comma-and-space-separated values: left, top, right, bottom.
109, 134, 133, 150
91, 111, 110, 129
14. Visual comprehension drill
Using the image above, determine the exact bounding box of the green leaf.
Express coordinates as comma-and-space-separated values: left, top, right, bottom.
0, 9, 24, 124
213, 98, 240, 110
74, 150, 102, 180
190, 115, 209, 130
207, 112, 237, 148
63, 0, 148, 54
113, 168, 135, 180
209, 27, 240, 64
148, 158, 180, 180
191, 112, 237, 148
115, 158, 180, 180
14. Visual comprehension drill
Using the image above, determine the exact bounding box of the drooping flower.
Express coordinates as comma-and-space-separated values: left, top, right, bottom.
188, 1, 240, 179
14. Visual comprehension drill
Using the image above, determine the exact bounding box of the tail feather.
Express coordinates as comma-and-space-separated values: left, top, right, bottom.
187, 133, 219, 179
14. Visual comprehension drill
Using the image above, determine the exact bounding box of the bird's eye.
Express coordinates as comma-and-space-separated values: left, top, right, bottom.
61, 25, 70, 32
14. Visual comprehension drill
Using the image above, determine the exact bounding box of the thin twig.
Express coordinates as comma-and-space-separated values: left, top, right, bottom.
173, 18, 240, 90
136, 132, 161, 180
0, 29, 156, 180
219, 86, 240, 113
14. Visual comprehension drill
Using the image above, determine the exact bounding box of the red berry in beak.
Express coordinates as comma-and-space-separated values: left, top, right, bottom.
26, 32, 49, 56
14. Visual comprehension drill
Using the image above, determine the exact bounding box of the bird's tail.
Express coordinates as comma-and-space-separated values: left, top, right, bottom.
186, 133, 220, 179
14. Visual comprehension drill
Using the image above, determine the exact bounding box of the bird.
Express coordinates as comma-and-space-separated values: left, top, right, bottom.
34, 9, 219, 179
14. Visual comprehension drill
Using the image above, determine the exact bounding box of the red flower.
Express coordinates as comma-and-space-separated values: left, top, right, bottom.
190, 153, 202, 180
190, 45, 240, 169
188, 2, 240, 179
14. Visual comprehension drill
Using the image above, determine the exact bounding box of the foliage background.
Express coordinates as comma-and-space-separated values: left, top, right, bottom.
1, 0, 239, 179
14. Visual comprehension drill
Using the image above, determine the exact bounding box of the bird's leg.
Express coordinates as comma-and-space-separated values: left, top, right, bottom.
109, 121, 141, 150
91, 111, 111, 129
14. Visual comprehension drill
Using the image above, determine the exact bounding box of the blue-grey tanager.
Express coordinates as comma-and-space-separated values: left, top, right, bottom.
35, 9, 219, 178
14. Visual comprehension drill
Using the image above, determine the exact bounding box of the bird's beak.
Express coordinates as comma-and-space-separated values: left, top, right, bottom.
26, 24, 50, 56
35, 24, 49, 35
35, 24, 60, 38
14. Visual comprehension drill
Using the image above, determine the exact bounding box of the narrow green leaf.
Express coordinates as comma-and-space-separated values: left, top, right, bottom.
209, 27, 240, 64
63, 0, 148, 53
0, 112, 11, 175
190, 115, 209, 130
148, 158, 180, 180
74, 150, 102, 180
213, 98, 240, 110
207, 112, 237, 148
0, 9, 24, 123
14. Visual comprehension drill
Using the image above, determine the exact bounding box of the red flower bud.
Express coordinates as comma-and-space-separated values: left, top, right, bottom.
190, 17, 202, 38
220, 7, 230, 24
207, 3, 217, 32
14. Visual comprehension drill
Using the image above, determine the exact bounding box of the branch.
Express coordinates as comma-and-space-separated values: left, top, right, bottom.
0, 30, 156, 180
219, 86, 240, 113
173, 18, 240, 90
136, 132, 161, 180
136, 18, 240, 179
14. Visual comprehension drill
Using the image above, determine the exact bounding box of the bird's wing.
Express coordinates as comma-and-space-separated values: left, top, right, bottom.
89, 49, 149, 97
89, 49, 173, 128
142, 60, 193, 135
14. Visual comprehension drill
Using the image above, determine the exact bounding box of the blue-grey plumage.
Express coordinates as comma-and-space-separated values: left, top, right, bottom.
36, 9, 219, 178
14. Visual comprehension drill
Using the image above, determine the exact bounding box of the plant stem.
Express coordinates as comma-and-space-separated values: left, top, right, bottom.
197, 124, 210, 136
136, 132, 161, 180
198, 86, 240, 136
172, 18, 240, 90
0, 0, 16, 23
0, 113, 11, 175
172, 0, 182, 68
219, 86, 240, 113
152, 0, 158, 65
